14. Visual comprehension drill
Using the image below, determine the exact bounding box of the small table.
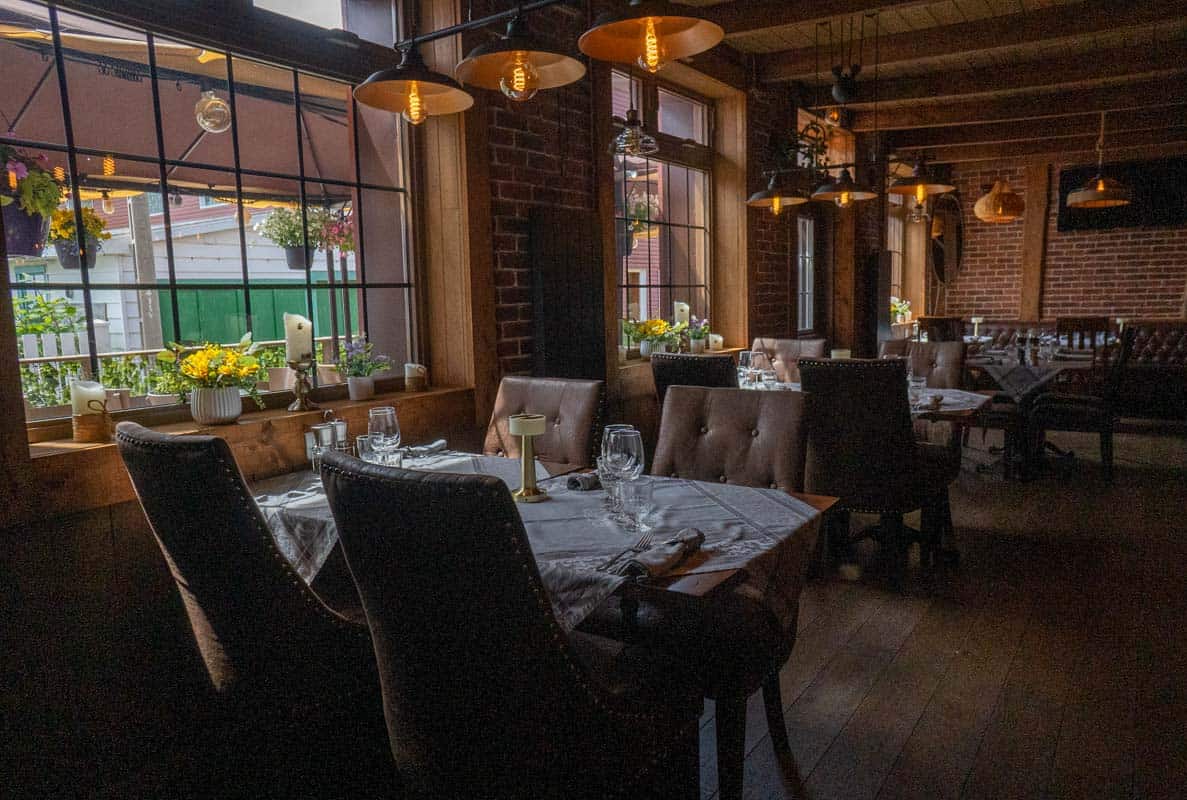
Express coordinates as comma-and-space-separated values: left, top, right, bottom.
254, 453, 826, 635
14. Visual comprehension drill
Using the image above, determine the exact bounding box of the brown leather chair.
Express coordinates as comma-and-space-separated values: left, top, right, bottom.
649, 351, 738, 408
586, 386, 812, 800
878, 340, 965, 389
750, 337, 827, 383
484, 376, 603, 468
114, 423, 393, 798
320, 451, 702, 799
798, 359, 959, 571
917, 316, 964, 342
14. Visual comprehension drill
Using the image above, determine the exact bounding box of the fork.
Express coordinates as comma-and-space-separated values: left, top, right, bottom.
597, 531, 654, 572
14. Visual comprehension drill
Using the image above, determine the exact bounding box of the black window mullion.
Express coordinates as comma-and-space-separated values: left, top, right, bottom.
146, 32, 182, 344
349, 98, 370, 345
292, 69, 317, 372
47, 5, 99, 376
223, 55, 253, 337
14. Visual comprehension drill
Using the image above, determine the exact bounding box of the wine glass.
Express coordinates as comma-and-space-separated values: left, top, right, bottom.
367, 406, 401, 465
600, 424, 634, 509
606, 429, 645, 526
737, 351, 751, 386
748, 350, 766, 384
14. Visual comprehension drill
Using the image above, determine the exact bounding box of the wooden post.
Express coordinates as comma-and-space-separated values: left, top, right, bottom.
1020, 161, 1051, 320
128, 193, 163, 350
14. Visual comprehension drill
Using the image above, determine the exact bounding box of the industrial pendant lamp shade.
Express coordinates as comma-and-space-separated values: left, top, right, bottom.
579, 0, 724, 74
456, 16, 586, 102
1067, 112, 1131, 209
747, 173, 810, 216
887, 156, 955, 205
611, 107, 658, 156
812, 168, 877, 208
354, 46, 474, 124
974, 180, 1025, 223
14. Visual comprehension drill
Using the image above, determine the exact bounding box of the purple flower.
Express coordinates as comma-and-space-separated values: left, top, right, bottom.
6, 160, 28, 180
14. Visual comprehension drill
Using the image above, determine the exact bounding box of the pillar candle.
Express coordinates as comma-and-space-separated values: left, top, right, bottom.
673, 301, 690, 326
707, 333, 724, 351
283, 312, 314, 363
71, 380, 106, 415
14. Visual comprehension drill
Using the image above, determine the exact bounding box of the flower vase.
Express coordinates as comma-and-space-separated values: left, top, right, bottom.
347, 375, 375, 401
639, 340, 666, 360
689, 337, 706, 354
190, 386, 243, 425
895, 313, 906, 324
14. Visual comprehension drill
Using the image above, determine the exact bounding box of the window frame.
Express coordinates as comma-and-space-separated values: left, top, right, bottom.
796, 215, 816, 335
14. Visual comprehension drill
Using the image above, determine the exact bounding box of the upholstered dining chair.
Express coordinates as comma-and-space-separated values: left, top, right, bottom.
649, 351, 738, 408
877, 339, 966, 389
113, 422, 393, 798
483, 375, 603, 469
750, 337, 827, 383
319, 451, 703, 799
798, 358, 960, 571
582, 386, 812, 800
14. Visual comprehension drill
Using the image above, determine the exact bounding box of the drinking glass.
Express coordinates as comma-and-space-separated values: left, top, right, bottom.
748, 350, 766, 385
606, 428, 645, 483
597, 456, 622, 513
601, 424, 634, 463
620, 478, 655, 532
908, 375, 927, 407
356, 435, 376, 463
367, 406, 401, 465
737, 351, 751, 386
760, 369, 777, 390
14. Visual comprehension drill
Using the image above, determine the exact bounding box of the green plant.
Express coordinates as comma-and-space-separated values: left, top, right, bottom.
156, 334, 265, 408
49, 207, 111, 243
253, 207, 333, 249
687, 315, 710, 340
336, 337, 390, 377
1, 145, 62, 219
14, 295, 80, 336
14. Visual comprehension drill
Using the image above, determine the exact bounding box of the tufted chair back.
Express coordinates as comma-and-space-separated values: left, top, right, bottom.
319, 451, 698, 796
484, 376, 603, 468
963, 319, 1050, 355
1121, 321, 1187, 366
649, 352, 738, 408
799, 358, 923, 513
750, 337, 827, 383
651, 386, 807, 493
917, 316, 964, 342
878, 340, 965, 388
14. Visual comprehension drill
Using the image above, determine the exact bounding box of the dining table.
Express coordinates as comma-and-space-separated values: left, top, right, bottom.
740, 380, 992, 422
253, 451, 830, 636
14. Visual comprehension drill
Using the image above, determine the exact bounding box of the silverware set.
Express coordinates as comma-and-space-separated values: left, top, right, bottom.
596, 530, 654, 573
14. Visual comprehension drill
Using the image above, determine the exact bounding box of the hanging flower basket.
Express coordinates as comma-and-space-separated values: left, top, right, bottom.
3, 205, 48, 257
284, 244, 316, 271
54, 234, 100, 270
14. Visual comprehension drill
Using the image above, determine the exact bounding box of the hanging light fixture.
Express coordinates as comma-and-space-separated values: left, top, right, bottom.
99, 191, 114, 214
579, 0, 724, 74
456, 15, 586, 102
611, 107, 658, 156
974, 180, 1025, 223
748, 173, 811, 217
194, 90, 232, 133
1068, 111, 1130, 209
354, 45, 474, 125
812, 167, 877, 208
887, 155, 955, 205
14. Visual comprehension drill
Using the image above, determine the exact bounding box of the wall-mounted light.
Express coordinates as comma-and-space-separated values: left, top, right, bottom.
579, 0, 724, 74
354, 45, 474, 125
456, 15, 585, 103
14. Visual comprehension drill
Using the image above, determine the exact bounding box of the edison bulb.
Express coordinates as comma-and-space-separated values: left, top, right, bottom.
914, 183, 927, 205
194, 90, 232, 133
834, 191, 853, 209
100, 191, 115, 214
6, 169, 16, 191
636, 17, 667, 73
499, 53, 540, 102
402, 81, 427, 125
770, 195, 782, 216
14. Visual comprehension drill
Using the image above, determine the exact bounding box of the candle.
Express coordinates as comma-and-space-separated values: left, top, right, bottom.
283, 312, 313, 363
708, 333, 724, 351
71, 380, 106, 415
673, 301, 690, 326
508, 413, 546, 437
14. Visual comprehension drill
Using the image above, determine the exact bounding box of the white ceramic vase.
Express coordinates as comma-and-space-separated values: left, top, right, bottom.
639, 340, 666, 359
690, 337, 706, 354
347, 375, 375, 401
190, 386, 242, 425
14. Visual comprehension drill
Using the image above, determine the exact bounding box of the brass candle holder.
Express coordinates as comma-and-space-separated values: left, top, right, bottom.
287, 359, 319, 412
509, 413, 548, 503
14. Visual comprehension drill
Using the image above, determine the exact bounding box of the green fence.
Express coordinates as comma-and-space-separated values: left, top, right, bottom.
158, 280, 360, 344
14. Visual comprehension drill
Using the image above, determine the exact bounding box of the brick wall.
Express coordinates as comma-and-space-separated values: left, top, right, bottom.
945, 160, 1187, 321
747, 89, 796, 339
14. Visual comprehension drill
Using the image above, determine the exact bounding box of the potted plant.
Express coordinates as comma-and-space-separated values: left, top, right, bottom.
687, 316, 710, 354
336, 337, 390, 400
626, 318, 685, 359
2, 146, 62, 257
891, 296, 912, 324
48, 207, 111, 270
319, 209, 354, 253
146, 348, 186, 406
626, 192, 661, 240
156, 334, 265, 425
254, 207, 325, 270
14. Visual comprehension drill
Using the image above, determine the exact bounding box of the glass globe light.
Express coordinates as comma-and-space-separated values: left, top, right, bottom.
194, 90, 232, 133
499, 53, 541, 102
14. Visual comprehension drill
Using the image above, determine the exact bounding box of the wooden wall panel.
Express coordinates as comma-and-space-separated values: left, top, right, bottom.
1020, 162, 1052, 321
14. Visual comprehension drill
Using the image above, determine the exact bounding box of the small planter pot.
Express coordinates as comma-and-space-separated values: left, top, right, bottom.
3, 205, 48, 257
53, 235, 100, 270
284, 245, 316, 271
189, 386, 242, 425
638, 340, 667, 360
689, 337, 706, 354
347, 375, 375, 401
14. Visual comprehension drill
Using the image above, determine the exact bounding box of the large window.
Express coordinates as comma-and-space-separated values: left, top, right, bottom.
797, 216, 815, 332
1, 0, 413, 419
611, 71, 712, 335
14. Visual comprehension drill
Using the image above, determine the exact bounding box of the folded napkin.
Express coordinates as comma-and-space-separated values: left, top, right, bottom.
566, 472, 601, 491
404, 439, 448, 458
618, 528, 705, 578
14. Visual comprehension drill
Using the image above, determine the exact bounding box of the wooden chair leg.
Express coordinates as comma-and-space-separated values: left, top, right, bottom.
762, 672, 790, 757
1101, 429, 1114, 483
715, 694, 747, 800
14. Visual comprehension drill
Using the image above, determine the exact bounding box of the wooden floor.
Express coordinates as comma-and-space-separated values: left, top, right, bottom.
699, 430, 1187, 800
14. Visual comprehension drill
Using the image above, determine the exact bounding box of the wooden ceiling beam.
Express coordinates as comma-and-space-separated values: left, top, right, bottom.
757, 0, 1187, 82
914, 126, 1187, 163
693, 0, 933, 38
890, 105, 1187, 149
852, 78, 1187, 130
811, 43, 1187, 108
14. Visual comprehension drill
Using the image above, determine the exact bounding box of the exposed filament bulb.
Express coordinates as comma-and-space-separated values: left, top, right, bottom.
914, 183, 927, 205
770, 195, 782, 217
637, 17, 667, 73
403, 81, 426, 126
835, 191, 853, 209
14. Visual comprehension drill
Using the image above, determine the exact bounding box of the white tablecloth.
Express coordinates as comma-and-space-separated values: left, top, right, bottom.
254, 453, 822, 633
741, 382, 990, 416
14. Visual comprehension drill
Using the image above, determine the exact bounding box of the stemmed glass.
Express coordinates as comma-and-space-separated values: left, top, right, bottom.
367, 406, 401, 466
606, 428, 645, 525
737, 350, 752, 385
748, 349, 766, 385
600, 424, 634, 511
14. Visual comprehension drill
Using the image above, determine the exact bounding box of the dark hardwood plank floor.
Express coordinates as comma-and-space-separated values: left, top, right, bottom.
699, 430, 1187, 800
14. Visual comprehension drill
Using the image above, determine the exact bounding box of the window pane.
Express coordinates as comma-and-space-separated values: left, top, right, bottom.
165, 287, 247, 345
359, 287, 412, 372
253, 0, 343, 29
11, 287, 86, 413
357, 187, 409, 284
611, 70, 637, 119
356, 101, 404, 188
657, 88, 708, 145
299, 73, 354, 184
232, 56, 299, 176
0, 0, 66, 145
153, 35, 233, 168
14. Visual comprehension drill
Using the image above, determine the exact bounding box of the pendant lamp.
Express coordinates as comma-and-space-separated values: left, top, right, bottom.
812, 167, 877, 208
747, 173, 810, 217
456, 15, 586, 102
579, 0, 724, 74
973, 180, 1025, 223
1067, 112, 1130, 209
354, 45, 474, 125
887, 155, 955, 205
611, 107, 658, 156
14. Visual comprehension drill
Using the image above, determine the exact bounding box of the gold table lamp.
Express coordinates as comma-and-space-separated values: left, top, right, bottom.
508, 413, 548, 503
